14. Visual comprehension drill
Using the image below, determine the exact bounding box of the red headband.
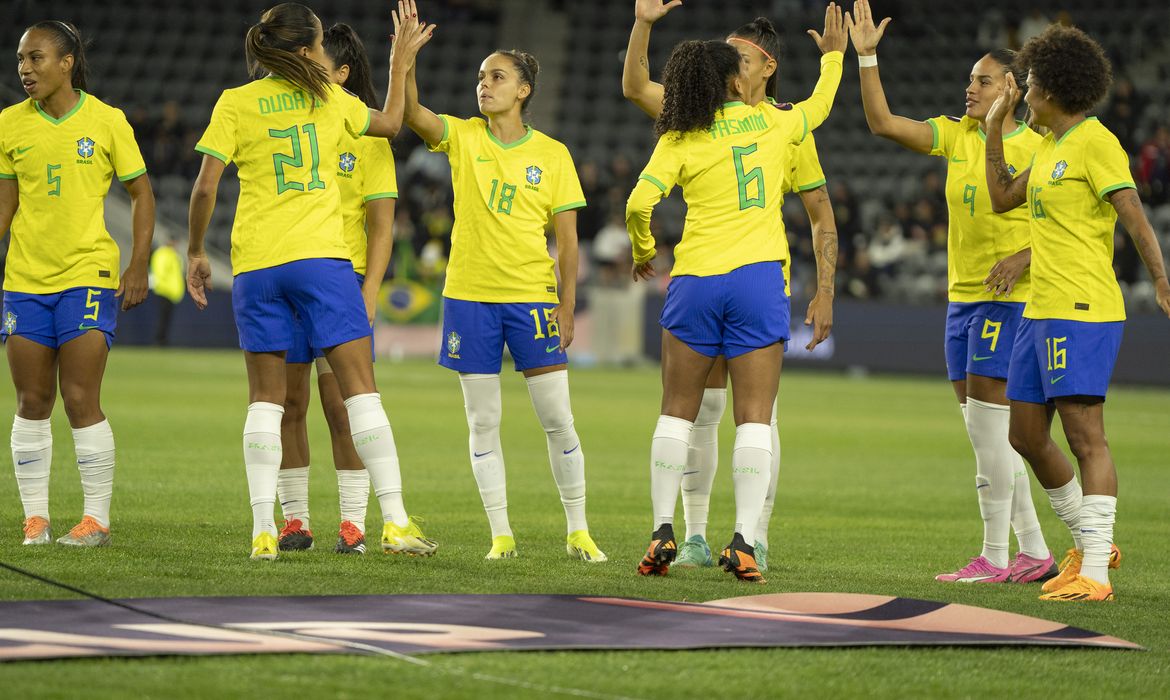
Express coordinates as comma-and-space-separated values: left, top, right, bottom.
728, 37, 775, 63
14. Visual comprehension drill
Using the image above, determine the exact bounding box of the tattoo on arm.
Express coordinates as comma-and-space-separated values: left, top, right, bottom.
813, 229, 838, 293
1113, 189, 1169, 282
638, 55, 648, 74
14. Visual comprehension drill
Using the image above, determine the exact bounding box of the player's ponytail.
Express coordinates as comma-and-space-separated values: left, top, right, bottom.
655, 40, 741, 138
730, 17, 783, 101
246, 3, 331, 106
494, 49, 540, 113
28, 20, 88, 91
323, 23, 378, 109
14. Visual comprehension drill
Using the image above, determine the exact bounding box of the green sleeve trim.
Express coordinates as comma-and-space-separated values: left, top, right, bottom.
794, 178, 827, 193
0, 173, 16, 180
552, 200, 587, 214
1098, 182, 1135, 201
800, 107, 809, 142
363, 192, 398, 202
195, 145, 229, 164
359, 109, 371, 137
117, 167, 147, 182
928, 119, 940, 153
438, 115, 450, 144
638, 174, 667, 193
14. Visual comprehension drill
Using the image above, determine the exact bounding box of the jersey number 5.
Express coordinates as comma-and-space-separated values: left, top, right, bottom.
47, 163, 62, 197
733, 144, 765, 210
269, 124, 324, 195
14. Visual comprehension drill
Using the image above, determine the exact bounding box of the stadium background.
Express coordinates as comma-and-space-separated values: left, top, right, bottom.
1, 0, 1168, 382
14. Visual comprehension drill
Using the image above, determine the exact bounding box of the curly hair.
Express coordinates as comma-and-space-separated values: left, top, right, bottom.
655, 40, 741, 138
729, 17, 783, 100
1016, 24, 1112, 115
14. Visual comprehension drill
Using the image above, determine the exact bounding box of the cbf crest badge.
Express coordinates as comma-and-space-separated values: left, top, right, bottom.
446, 331, 461, 358
3, 311, 16, 335
1052, 160, 1068, 180
77, 137, 95, 158
525, 166, 542, 186
339, 152, 357, 173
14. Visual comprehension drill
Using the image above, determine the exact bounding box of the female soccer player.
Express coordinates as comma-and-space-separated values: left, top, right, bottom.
847, 0, 1054, 584
621, 0, 839, 572
274, 23, 399, 556
187, 2, 436, 560
1, 21, 154, 547
627, 5, 846, 583
984, 24, 1170, 601
397, 0, 605, 562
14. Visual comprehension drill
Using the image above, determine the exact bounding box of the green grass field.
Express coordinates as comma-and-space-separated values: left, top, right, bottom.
1, 348, 1168, 699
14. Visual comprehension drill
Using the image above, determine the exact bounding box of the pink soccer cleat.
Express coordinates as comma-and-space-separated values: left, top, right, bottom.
935, 556, 1010, 583
1008, 551, 1057, 583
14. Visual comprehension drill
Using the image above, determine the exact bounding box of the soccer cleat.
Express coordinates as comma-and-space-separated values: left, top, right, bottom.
566, 529, 607, 562
334, 520, 366, 554
22, 516, 51, 545
636, 523, 676, 576
673, 534, 713, 568
382, 516, 438, 556
56, 516, 110, 547
934, 556, 1010, 583
278, 518, 314, 551
1008, 551, 1057, 583
753, 540, 769, 573
250, 531, 278, 561
1042, 544, 1122, 593
486, 535, 517, 560
1039, 574, 1114, 601
719, 533, 766, 583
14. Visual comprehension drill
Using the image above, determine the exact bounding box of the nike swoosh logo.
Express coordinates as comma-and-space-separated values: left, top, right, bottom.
473, 450, 494, 458
78, 324, 100, 331
545, 344, 560, 353
976, 484, 990, 489
476, 156, 494, 162
972, 354, 992, 361
16, 146, 34, 154
950, 156, 967, 162
78, 457, 104, 465
17, 458, 39, 465
1050, 375, 1066, 385
682, 470, 699, 476
563, 445, 579, 455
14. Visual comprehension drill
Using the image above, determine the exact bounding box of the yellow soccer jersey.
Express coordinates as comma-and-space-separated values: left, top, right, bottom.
927, 115, 1041, 303
784, 130, 827, 195
336, 134, 397, 276
196, 78, 370, 275
1024, 118, 1132, 322
429, 116, 585, 303
0, 91, 146, 294
627, 51, 842, 277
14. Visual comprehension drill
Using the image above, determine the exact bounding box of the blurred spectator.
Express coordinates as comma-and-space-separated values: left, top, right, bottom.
1016, 9, 1050, 47
577, 161, 607, 242
1103, 77, 1145, 153
1138, 126, 1170, 206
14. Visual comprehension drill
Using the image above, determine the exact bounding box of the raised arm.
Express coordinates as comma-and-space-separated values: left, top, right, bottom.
846, 0, 933, 152
118, 173, 156, 310
551, 210, 580, 350
187, 155, 225, 310
983, 79, 1030, 212
1110, 187, 1170, 318
796, 2, 848, 133
621, 0, 680, 119
368, 0, 435, 139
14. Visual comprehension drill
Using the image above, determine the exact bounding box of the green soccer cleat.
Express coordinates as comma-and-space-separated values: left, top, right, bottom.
382, 516, 438, 556
486, 534, 518, 560
753, 540, 769, 572
56, 516, 110, 547
566, 529, 607, 562
673, 534, 713, 568
250, 531, 278, 561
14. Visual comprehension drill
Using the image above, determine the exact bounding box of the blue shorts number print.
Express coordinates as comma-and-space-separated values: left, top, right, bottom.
944, 301, 1025, 382
439, 297, 568, 374
233, 259, 370, 355
1, 287, 117, 349
660, 261, 789, 359
1007, 317, 1124, 403
287, 273, 371, 364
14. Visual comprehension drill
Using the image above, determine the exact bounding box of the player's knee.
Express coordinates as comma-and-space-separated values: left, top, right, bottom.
321, 395, 352, 439
1008, 425, 1041, 460
15, 387, 54, 420
466, 403, 502, 434
1065, 429, 1108, 464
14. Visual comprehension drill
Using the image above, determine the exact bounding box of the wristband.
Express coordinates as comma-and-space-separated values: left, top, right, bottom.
858, 54, 878, 68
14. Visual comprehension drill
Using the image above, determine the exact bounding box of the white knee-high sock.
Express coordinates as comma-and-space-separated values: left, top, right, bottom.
755, 399, 781, 548
345, 393, 408, 527
1044, 477, 1083, 550
1008, 451, 1049, 558
460, 373, 511, 538
964, 398, 1014, 568
651, 415, 693, 529
336, 469, 370, 533
277, 466, 310, 529
1079, 494, 1117, 585
527, 370, 588, 534
244, 403, 283, 538
73, 420, 115, 528
682, 388, 724, 541
732, 423, 772, 546
12, 416, 52, 520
